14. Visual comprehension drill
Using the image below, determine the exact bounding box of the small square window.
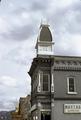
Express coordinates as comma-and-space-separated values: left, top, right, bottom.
67, 77, 77, 94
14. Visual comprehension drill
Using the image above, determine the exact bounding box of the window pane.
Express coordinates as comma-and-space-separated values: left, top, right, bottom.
69, 78, 74, 85
69, 78, 75, 92
69, 85, 74, 92
43, 74, 49, 91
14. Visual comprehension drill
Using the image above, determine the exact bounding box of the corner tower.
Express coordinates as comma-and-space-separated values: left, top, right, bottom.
36, 24, 54, 56
29, 24, 54, 120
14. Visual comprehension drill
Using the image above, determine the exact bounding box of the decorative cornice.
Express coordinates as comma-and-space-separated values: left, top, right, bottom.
54, 67, 81, 71
28, 57, 53, 76
28, 55, 81, 76
54, 60, 81, 71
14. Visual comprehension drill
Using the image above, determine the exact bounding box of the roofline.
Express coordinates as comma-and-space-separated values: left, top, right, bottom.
54, 55, 81, 59
36, 54, 81, 59
28, 55, 81, 76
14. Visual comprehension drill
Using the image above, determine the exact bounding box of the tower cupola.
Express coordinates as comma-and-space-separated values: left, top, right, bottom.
36, 24, 54, 56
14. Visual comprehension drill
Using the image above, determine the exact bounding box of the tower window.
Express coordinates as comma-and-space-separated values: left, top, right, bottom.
67, 77, 77, 94
43, 74, 49, 91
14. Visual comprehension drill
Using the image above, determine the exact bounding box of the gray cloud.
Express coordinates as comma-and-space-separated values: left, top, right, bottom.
0, 90, 5, 96
55, 45, 78, 56
30, 0, 50, 11
0, 100, 17, 111
13, 7, 28, 15
0, 101, 5, 110
1, 24, 35, 41
50, 1, 81, 35
14, 0, 50, 12
66, 3, 81, 34
3, 44, 35, 66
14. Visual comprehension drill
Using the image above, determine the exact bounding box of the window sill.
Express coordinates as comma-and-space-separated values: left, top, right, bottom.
67, 92, 77, 95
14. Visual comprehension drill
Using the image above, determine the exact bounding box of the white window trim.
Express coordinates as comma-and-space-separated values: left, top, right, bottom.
67, 77, 77, 94
51, 73, 54, 92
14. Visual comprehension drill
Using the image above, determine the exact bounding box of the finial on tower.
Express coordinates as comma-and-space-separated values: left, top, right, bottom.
40, 18, 49, 28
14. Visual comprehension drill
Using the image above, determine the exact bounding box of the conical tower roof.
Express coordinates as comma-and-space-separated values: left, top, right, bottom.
39, 24, 52, 42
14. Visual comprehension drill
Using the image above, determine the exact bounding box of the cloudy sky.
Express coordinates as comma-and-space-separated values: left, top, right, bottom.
0, 0, 81, 111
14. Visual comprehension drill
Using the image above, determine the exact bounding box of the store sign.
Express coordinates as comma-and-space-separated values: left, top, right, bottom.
64, 104, 81, 113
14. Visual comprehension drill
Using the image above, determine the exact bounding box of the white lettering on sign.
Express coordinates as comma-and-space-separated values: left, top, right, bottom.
64, 104, 81, 113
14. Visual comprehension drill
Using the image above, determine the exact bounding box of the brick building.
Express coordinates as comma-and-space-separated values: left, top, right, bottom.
11, 95, 31, 120
19, 95, 31, 120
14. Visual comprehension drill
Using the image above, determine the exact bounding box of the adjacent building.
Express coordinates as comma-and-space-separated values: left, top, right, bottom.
19, 95, 31, 120
11, 95, 31, 120
11, 106, 21, 120
11, 112, 21, 120
28, 24, 81, 120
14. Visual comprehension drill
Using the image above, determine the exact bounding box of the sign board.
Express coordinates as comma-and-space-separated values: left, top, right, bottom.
64, 104, 81, 113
